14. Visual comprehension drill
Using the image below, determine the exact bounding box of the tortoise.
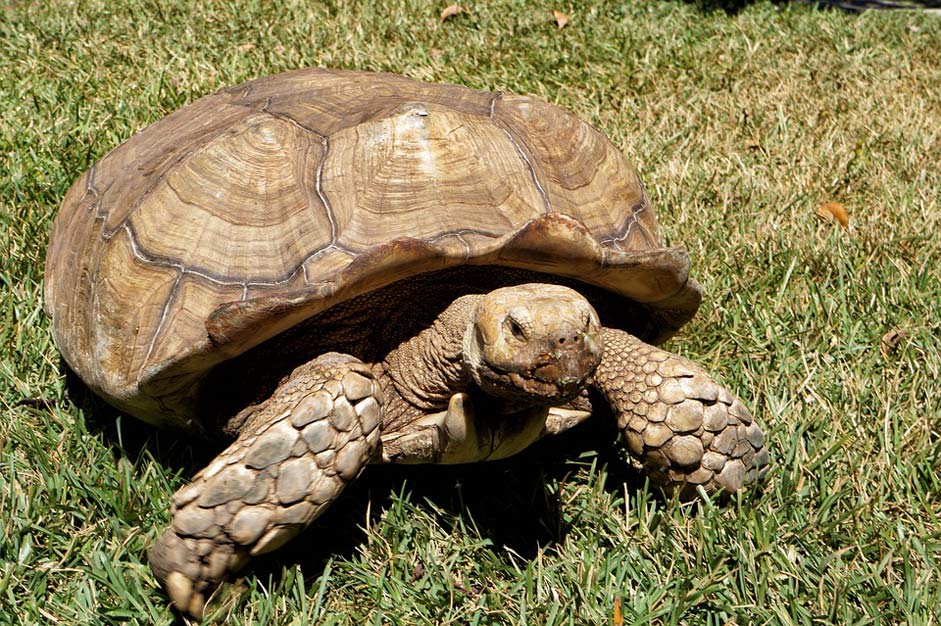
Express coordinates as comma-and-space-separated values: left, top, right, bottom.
44, 67, 769, 617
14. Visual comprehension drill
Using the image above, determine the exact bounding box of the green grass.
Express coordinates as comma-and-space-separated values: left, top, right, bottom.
2, 0, 940, 624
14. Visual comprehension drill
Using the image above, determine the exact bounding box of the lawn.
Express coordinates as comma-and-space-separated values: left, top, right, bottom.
1, 1, 940, 624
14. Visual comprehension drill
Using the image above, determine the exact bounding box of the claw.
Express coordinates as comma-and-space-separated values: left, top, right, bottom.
165, 572, 199, 616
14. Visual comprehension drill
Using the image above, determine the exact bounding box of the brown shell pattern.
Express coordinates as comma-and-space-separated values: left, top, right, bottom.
44, 68, 698, 427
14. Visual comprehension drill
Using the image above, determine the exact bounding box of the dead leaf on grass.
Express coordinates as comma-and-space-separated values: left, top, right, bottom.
881, 327, 908, 356
552, 10, 570, 29
440, 4, 465, 21
613, 598, 623, 626
816, 201, 850, 228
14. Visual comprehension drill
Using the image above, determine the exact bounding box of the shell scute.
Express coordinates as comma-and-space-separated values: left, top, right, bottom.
492, 94, 660, 250
93, 226, 181, 397
129, 113, 334, 283
97, 99, 249, 235
229, 68, 495, 137
323, 101, 542, 250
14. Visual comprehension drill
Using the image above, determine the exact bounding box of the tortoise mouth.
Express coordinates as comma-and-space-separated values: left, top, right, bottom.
475, 360, 591, 405
509, 370, 585, 401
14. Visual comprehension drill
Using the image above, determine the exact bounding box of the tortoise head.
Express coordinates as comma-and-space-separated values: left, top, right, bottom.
464, 283, 603, 405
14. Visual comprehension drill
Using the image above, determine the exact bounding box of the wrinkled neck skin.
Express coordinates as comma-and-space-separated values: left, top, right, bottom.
381, 294, 480, 417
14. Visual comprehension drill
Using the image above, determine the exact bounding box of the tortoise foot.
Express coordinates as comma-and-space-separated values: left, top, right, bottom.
149, 353, 383, 617
594, 328, 770, 497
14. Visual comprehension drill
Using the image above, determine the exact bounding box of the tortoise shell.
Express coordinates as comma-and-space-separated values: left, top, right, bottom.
44, 68, 701, 430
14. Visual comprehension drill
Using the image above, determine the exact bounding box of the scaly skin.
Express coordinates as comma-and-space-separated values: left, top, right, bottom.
592, 328, 769, 495
149, 353, 382, 618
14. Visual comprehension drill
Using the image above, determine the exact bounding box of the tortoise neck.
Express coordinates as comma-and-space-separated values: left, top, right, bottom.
382, 294, 481, 412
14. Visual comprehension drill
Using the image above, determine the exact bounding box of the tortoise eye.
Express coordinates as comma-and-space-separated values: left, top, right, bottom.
506, 317, 527, 341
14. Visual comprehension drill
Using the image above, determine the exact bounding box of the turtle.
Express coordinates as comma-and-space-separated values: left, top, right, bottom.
44, 67, 769, 617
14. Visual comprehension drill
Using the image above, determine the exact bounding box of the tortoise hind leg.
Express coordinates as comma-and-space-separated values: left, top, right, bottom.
592, 328, 769, 497
149, 353, 382, 618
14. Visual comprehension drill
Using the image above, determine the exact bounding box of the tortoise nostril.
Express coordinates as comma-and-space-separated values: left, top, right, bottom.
556, 333, 584, 347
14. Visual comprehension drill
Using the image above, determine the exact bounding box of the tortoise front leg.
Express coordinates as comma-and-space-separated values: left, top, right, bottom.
149, 353, 382, 618
592, 328, 769, 496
